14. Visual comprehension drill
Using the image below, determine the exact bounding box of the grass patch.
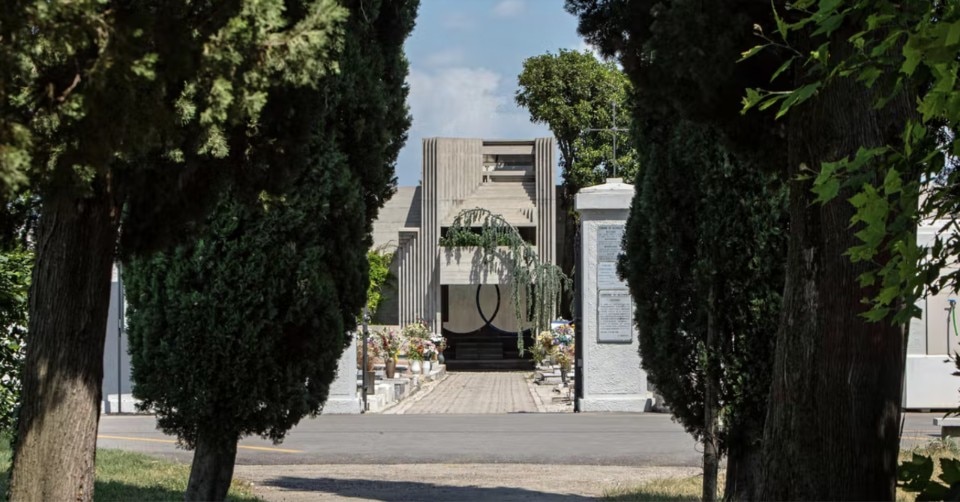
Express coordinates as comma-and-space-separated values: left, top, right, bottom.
897, 439, 960, 502
604, 476, 707, 502
0, 440, 258, 501
605, 441, 960, 502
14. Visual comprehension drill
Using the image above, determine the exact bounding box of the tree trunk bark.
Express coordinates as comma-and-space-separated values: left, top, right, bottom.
758, 24, 914, 501
724, 422, 763, 501
702, 283, 718, 502
185, 431, 239, 502
9, 182, 120, 502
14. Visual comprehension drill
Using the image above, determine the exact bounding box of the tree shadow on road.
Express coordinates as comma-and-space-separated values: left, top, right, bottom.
259, 476, 596, 501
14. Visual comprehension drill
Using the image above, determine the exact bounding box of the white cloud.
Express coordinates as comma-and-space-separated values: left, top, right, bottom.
493, 0, 525, 18
394, 66, 551, 184
424, 48, 465, 67
408, 67, 510, 138
441, 12, 474, 30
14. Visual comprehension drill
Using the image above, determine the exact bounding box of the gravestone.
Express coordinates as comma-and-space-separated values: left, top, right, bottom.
575, 178, 651, 412
323, 334, 362, 414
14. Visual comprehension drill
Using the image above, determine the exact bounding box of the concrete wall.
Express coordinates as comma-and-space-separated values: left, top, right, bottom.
438, 247, 511, 285
443, 284, 521, 333
904, 221, 960, 409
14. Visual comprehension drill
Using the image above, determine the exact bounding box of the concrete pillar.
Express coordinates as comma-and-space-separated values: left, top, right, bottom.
575, 178, 651, 412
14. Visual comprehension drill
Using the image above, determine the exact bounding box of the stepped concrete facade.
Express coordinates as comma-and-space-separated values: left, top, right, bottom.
371, 138, 557, 366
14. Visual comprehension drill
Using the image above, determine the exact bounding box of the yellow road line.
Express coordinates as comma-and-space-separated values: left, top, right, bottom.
97, 435, 303, 454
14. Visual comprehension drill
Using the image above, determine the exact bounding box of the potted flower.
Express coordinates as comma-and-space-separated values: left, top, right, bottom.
375, 328, 404, 378
421, 340, 437, 374
533, 331, 554, 367
402, 318, 431, 340
430, 333, 447, 364
406, 338, 436, 375
551, 324, 575, 385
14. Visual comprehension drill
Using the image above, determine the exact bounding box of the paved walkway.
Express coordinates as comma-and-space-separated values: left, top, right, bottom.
386, 372, 538, 414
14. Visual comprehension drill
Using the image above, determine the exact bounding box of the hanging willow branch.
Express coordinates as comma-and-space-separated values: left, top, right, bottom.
440, 207, 570, 354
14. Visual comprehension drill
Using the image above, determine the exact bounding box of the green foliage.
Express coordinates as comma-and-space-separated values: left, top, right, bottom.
742, 0, 957, 323
401, 319, 430, 340
0, 248, 29, 434
366, 247, 394, 316
445, 208, 570, 353
127, 167, 362, 446
439, 227, 514, 247
125, 0, 417, 450
567, 0, 791, 162
515, 49, 638, 192
569, 3, 791, 497
619, 119, 786, 455
0, 0, 348, 200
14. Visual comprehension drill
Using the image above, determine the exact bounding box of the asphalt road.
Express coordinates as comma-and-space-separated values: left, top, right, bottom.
99, 411, 948, 467
97, 413, 702, 467
99, 412, 948, 501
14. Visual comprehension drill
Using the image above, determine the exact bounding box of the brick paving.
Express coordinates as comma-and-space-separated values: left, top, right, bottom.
387, 371, 537, 414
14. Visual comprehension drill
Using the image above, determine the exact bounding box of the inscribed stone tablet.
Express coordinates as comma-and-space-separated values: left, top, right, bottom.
597, 262, 626, 290
597, 225, 625, 262
598, 290, 632, 343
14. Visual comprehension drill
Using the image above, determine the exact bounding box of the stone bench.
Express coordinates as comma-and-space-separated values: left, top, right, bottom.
933, 417, 960, 437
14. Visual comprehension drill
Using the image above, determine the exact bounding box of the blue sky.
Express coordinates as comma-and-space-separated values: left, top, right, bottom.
394, 0, 589, 186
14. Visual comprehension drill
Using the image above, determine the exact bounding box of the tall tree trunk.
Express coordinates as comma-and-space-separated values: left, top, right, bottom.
724, 420, 763, 501
185, 431, 238, 502
10, 183, 120, 501
758, 24, 914, 501
702, 283, 718, 502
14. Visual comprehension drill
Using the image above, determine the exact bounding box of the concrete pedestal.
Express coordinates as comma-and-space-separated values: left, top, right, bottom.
323, 335, 362, 414
575, 179, 652, 412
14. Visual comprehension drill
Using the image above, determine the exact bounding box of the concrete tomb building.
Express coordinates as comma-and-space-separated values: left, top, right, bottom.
372, 137, 557, 368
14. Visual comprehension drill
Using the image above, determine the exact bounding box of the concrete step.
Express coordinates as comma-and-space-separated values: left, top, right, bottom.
456, 342, 504, 360
444, 359, 535, 371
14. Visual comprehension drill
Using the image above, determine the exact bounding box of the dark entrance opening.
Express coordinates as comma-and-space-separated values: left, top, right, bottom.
440, 284, 534, 371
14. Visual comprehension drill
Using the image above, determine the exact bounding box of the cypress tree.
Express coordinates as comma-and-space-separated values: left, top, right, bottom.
124, 1, 417, 499
0, 2, 347, 498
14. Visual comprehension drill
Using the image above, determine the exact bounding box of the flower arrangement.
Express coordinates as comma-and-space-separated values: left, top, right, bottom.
406, 338, 435, 362
533, 331, 554, 366
551, 323, 575, 377
533, 323, 575, 370
402, 318, 431, 340
430, 332, 447, 354
375, 328, 404, 362
555, 343, 575, 371
551, 323, 574, 348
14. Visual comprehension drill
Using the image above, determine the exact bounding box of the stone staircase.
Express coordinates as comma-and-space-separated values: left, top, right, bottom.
442, 332, 535, 371
443, 182, 537, 227
455, 342, 503, 360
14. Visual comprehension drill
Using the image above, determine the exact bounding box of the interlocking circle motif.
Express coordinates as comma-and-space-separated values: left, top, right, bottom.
475, 284, 501, 327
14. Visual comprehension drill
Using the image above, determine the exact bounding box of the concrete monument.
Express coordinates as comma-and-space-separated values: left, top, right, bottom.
575, 178, 651, 412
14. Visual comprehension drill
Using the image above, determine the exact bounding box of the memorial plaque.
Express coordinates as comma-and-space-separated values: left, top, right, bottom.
597, 225, 625, 262
597, 262, 627, 290
597, 290, 633, 343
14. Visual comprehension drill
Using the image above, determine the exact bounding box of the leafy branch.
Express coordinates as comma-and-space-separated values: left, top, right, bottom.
445, 208, 570, 354
742, 0, 960, 324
